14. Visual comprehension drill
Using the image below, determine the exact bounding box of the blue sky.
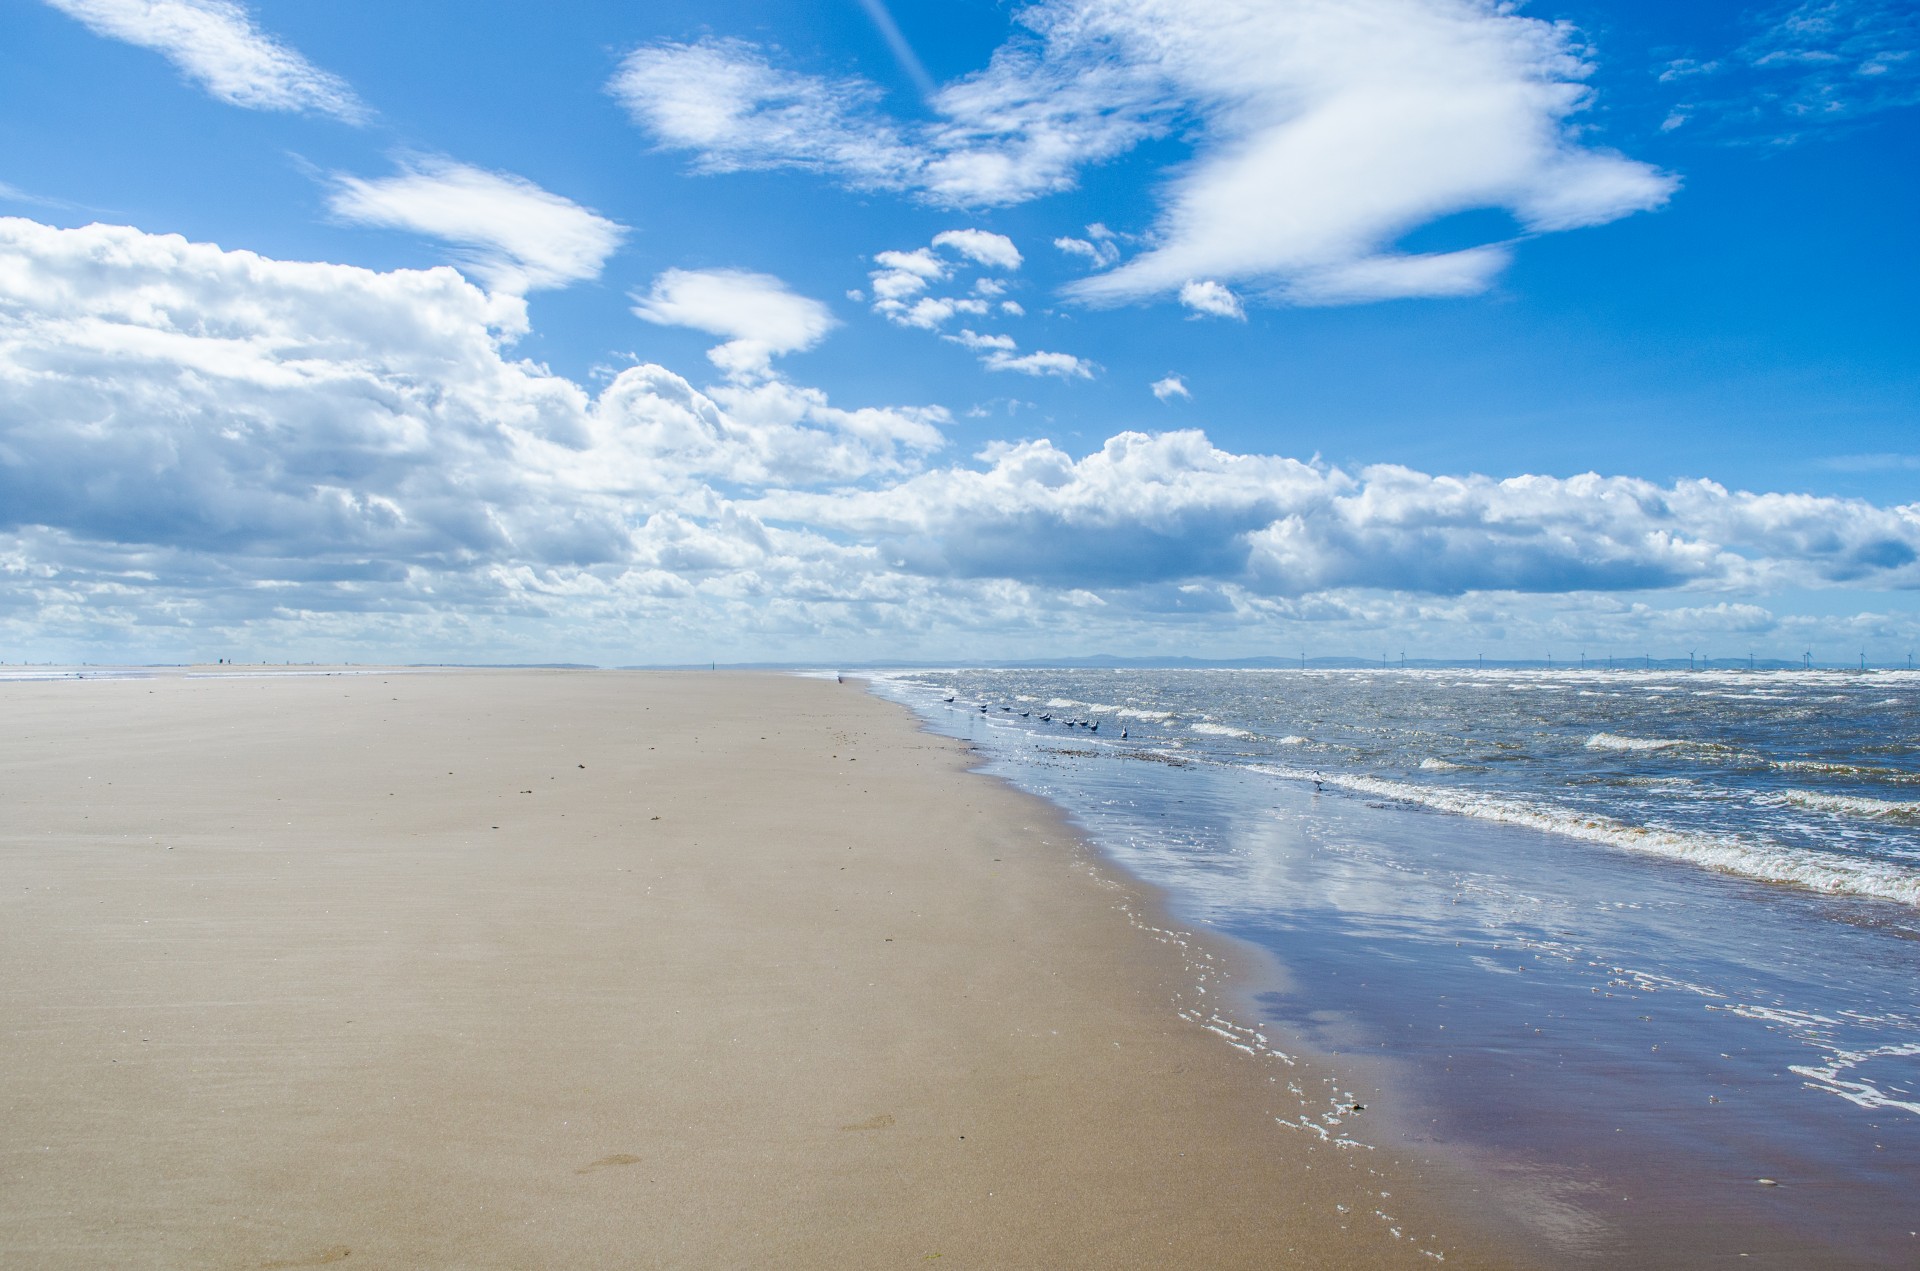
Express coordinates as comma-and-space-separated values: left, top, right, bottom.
0, 0, 1915, 664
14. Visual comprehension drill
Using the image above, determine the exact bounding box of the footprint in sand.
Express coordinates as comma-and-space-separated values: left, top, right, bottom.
576, 1153, 644, 1174
260, 1248, 350, 1268
839, 1113, 895, 1131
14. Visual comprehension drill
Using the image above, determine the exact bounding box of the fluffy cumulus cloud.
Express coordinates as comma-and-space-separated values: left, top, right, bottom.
328, 159, 627, 294
866, 229, 1091, 376
867, 229, 1020, 326
43, 0, 367, 121
932, 228, 1024, 270
632, 268, 839, 380
1151, 375, 1190, 401
756, 431, 1920, 596
613, 0, 1673, 308
0, 218, 948, 657
1178, 280, 1243, 320
2, 217, 1916, 662
981, 349, 1095, 378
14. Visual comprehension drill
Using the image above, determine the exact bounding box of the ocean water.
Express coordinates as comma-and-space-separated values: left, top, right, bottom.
869, 668, 1920, 1267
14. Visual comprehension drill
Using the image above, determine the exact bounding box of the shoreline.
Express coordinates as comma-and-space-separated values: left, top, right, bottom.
0, 669, 1510, 1268
875, 667, 1920, 1268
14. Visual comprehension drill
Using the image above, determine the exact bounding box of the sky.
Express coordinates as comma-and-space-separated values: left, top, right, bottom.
0, 0, 1916, 666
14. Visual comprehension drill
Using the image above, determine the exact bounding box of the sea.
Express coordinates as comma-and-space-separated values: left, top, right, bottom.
868, 667, 1920, 1267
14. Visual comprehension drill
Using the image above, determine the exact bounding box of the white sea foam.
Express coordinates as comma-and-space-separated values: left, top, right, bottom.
1586, 732, 1701, 753
1765, 790, 1920, 822
1116, 707, 1175, 721
1774, 759, 1920, 785
1190, 722, 1259, 740
1247, 763, 1920, 907
1791, 1044, 1920, 1116
1419, 757, 1469, 771
1278, 735, 1311, 746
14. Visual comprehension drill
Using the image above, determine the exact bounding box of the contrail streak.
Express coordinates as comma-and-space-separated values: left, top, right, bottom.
854, 0, 938, 99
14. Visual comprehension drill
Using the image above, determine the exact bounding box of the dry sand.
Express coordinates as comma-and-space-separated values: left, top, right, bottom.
0, 669, 1510, 1268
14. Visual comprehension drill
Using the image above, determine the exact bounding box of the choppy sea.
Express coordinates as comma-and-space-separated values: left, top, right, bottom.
869, 667, 1920, 1267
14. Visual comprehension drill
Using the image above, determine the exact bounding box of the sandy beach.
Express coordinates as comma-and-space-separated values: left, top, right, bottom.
0, 669, 1505, 1268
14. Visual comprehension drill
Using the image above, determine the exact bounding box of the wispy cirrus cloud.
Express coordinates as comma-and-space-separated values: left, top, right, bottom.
43, 0, 367, 122
327, 159, 627, 295
609, 38, 922, 189
0, 181, 73, 210
1660, 0, 1919, 141
1054, 224, 1121, 267
612, 0, 1673, 309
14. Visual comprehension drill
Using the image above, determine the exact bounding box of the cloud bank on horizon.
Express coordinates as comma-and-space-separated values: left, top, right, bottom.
1, 217, 1914, 662
5, 0, 1916, 661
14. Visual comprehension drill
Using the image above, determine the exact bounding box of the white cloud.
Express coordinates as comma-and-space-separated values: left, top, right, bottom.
1178, 280, 1244, 320
983, 349, 1096, 378
1151, 375, 1190, 401
631, 268, 838, 380
873, 295, 991, 331
1054, 0, 1676, 306
945, 330, 1018, 355
865, 231, 1089, 378
873, 247, 946, 280
0, 218, 931, 579
4, 216, 1917, 664
1055, 234, 1120, 267
867, 230, 1022, 326
615, 1, 1673, 308
758, 431, 1920, 596
611, 34, 1157, 207
609, 37, 920, 186
0, 181, 70, 210
1822, 453, 1920, 472
1661, 1, 1919, 143
44, 0, 366, 121
327, 159, 627, 294
931, 228, 1023, 270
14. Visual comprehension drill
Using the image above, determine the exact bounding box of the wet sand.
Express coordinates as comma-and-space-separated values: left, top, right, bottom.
0, 669, 1507, 1268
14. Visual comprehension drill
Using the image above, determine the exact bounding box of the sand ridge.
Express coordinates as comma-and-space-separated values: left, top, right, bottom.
0, 670, 1509, 1268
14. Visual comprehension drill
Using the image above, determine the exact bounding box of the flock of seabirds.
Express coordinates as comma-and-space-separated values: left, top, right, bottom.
941, 692, 1128, 738
831, 676, 1333, 792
